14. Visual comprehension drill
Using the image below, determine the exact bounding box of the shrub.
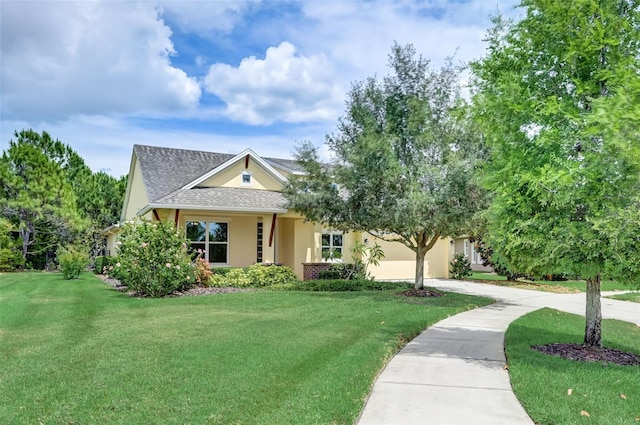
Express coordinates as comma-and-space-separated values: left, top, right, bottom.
112, 220, 194, 297
275, 279, 413, 292
209, 268, 251, 287
318, 269, 342, 280
450, 253, 472, 280
194, 257, 213, 286
94, 256, 111, 274
57, 246, 89, 279
246, 264, 298, 286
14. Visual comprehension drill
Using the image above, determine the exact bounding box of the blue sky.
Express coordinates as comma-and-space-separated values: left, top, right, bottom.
1, 0, 520, 177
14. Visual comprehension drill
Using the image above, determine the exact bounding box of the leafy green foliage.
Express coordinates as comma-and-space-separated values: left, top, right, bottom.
270, 279, 414, 292
246, 264, 298, 287
0, 218, 24, 271
208, 268, 251, 287
322, 241, 386, 281
284, 43, 485, 289
0, 130, 85, 269
471, 0, 640, 346
93, 256, 113, 275
110, 220, 193, 297
207, 264, 298, 288
449, 253, 472, 280
318, 268, 343, 280
0, 129, 127, 269
57, 245, 89, 279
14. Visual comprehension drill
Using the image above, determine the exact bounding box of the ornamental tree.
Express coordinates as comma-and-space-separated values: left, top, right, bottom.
471, 0, 640, 347
0, 131, 84, 267
284, 43, 485, 289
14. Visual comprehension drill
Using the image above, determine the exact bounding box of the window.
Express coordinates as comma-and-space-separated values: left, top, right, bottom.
256, 221, 263, 263
186, 221, 229, 264
241, 172, 251, 184
322, 232, 343, 260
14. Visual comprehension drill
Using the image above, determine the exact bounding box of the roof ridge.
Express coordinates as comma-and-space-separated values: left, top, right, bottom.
134, 143, 296, 162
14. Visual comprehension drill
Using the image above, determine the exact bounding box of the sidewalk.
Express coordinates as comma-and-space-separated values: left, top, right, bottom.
356, 280, 640, 425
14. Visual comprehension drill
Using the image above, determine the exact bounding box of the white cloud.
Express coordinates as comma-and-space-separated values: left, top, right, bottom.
203, 42, 344, 125
159, 1, 259, 34
295, 0, 521, 83
0, 1, 201, 121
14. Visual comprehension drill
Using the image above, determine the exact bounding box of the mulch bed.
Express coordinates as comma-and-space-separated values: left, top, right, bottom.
397, 288, 445, 298
95, 274, 250, 297
532, 343, 640, 366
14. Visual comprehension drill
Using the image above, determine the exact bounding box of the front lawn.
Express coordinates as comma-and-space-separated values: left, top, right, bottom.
607, 292, 640, 303
467, 272, 633, 294
0, 272, 491, 425
505, 308, 640, 425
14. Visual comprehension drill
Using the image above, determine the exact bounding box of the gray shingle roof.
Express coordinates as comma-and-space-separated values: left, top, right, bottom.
135, 145, 235, 202
133, 144, 300, 212
155, 187, 287, 212
264, 157, 306, 174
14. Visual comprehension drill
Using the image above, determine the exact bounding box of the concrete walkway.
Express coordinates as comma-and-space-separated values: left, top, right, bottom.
357, 279, 640, 425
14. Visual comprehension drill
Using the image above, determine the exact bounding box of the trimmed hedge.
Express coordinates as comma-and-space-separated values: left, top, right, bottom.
270, 279, 413, 292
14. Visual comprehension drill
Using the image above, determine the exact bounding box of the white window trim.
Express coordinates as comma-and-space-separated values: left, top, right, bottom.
241, 171, 253, 186
185, 219, 230, 265
321, 231, 344, 262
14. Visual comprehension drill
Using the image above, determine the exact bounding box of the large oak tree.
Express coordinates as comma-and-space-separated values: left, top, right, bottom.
284, 44, 485, 289
471, 0, 640, 347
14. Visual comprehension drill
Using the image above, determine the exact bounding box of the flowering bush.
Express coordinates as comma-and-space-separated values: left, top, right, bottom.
194, 257, 213, 286
57, 245, 89, 279
111, 220, 194, 297
450, 253, 472, 280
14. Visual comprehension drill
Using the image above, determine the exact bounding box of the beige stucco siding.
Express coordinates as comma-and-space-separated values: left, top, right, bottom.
367, 236, 453, 280
200, 159, 283, 191
454, 237, 493, 272
123, 159, 149, 220
178, 212, 262, 267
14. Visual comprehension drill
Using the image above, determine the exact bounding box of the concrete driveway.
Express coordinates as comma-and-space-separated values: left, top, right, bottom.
357, 279, 639, 425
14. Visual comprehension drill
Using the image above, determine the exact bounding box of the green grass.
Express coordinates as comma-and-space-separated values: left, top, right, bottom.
505, 308, 640, 425
0, 272, 492, 425
607, 292, 640, 303
467, 272, 633, 293
468, 271, 507, 281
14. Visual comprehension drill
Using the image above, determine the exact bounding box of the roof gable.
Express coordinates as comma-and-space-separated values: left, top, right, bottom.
182, 149, 287, 189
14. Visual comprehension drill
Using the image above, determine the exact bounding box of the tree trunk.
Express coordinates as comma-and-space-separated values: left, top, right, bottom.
584, 274, 602, 348
414, 245, 426, 289
20, 227, 30, 262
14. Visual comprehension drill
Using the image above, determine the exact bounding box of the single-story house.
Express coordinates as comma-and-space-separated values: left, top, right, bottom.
106, 144, 455, 280
453, 237, 493, 272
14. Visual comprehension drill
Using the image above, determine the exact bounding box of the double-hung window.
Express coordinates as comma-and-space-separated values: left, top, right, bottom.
322, 232, 343, 261
186, 221, 229, 264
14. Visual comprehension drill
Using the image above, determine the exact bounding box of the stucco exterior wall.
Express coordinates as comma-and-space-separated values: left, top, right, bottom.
200, 159, 283, 191
178, 212, 260, 267
367, 236, 453, 280
454, 237, 493, 272
123, 159, 149, 220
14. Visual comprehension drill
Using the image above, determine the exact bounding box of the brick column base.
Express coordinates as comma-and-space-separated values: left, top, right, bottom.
302, 263, 331, 281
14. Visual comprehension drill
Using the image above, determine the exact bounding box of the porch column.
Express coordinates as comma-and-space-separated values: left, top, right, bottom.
262, 214, 276, 263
